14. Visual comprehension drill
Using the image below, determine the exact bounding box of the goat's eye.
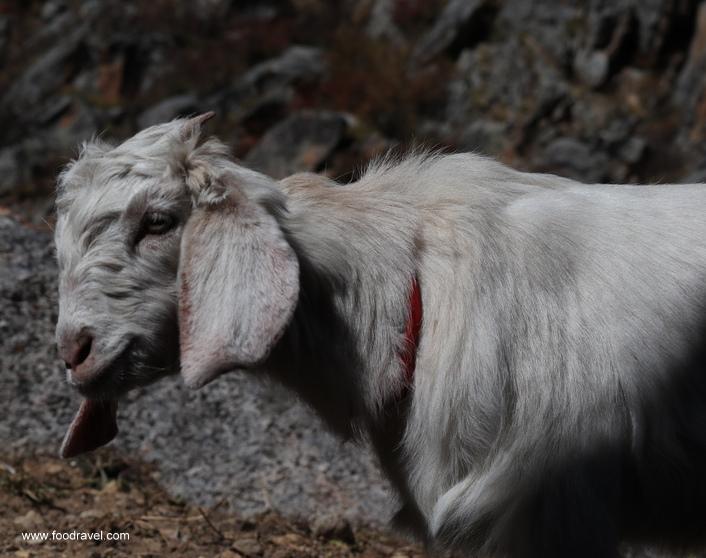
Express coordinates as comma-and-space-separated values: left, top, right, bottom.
142, 212, 175, 237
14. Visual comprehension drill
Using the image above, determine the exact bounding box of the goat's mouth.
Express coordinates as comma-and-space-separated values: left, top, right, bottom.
60, 338, 137, 459
68, 337, 137, 399
60, 336, 177, 459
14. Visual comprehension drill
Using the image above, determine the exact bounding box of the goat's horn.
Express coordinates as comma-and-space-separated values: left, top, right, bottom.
180, 111, 216, 140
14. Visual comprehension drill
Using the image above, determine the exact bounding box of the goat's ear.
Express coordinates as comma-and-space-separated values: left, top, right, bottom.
177, 181, 299, 389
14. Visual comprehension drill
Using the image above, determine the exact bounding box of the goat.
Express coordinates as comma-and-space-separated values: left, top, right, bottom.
54, 114, 706, 557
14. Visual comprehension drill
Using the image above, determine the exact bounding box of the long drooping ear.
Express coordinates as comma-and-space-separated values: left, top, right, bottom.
178, 179, 299, 389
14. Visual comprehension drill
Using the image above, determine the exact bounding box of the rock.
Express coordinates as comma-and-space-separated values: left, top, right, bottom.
312, 514, 356, 545
618, 136, 646, 165
1, 23, 88, 121
682, 159, 706, 183
41, 1, 68, 21
0, 112, 101, 201
53, 100, 101, 147
633, 0, 697, 63
138, 95, 201, 129
413, 0, 494, 63
0, 134, 66, 200
446, 38, 567, 155
231, 537, 262, 556
271, 533, 308, 547
13, 510, 44, 529
22, 9, 77, 53
79, 508, 106, 519
101, 479, 120, 493
0, 16, 9, 58
496, 0, 582, 63
35, 95, 73, 126
245, 110, 350, 178
221, 46, 326, 122
574, 49, 610, 88
192, 0, 231, 20
0, 148, 22, 197
457, 119, 508, 155
541, 137, 610, 183
366, 0, 405, 46
250, 45, 324, 82
571, 4, 636, 89
674, 2, 706, 119
623, 546, 674, 558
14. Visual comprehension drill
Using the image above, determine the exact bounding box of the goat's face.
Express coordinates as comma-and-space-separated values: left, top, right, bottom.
54, 114, 299, 420
54, 121, 196, 400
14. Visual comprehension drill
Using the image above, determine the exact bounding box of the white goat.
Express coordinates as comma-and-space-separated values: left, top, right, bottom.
54, 114, 706, 557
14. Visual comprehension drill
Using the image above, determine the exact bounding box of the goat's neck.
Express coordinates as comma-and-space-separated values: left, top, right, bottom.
265, 178, 420, 438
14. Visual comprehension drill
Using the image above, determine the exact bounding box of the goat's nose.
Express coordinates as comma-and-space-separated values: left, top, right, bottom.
59, 332, 94, 370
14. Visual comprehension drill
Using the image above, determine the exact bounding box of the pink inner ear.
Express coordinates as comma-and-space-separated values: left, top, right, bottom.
60, 399, 118, 458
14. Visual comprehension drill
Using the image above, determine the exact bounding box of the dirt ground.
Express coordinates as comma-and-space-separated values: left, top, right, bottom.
1, 450, 424, 558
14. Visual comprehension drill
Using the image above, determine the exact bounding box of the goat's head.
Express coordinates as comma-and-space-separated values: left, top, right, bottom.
54, 114, 299, 456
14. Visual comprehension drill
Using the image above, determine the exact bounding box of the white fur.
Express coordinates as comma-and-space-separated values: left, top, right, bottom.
55, 117, 706, 557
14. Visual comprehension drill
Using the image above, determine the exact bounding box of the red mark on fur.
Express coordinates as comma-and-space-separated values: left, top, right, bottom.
400, 277, 422, 386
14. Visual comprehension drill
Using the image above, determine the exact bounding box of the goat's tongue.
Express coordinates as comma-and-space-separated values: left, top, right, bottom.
59, 399, 118, 458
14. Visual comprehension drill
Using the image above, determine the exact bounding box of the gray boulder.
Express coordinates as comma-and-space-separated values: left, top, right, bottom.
245, 110, 350, 179
413, 0, 493, 64
221, 46, 326, 122
540, 137, 610, 183
0, 215, 392, 524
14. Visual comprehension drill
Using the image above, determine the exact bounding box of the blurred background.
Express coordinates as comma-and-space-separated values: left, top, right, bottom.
4, 0, 706, 221
3, 0, 706, 556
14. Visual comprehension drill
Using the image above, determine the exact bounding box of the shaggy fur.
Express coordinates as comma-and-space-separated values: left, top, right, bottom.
55, 116, 706, 557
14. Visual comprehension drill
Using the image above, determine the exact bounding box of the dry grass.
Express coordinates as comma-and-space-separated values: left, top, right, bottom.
1, 451, 424, 558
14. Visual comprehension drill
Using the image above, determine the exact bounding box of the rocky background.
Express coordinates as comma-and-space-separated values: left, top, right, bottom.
3, 0, 706, 556
4, 0, 706, 214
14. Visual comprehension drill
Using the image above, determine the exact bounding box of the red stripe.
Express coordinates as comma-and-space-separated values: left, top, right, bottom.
400, 277, 423, 385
